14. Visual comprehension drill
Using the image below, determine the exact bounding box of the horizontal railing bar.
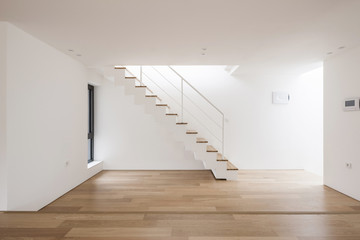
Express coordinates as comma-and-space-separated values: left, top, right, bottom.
142, 72, 222, 143
142, 72, 180, 108
124, 66, 224, 156
151, 67, 222, 129
168, 66, 224, 116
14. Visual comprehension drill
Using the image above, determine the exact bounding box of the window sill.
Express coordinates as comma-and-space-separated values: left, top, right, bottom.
87, 160, 102, 169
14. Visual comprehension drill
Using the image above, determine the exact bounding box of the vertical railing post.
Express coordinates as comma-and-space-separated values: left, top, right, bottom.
181, 78, 184, 122
140, 66, 143, 86
222, 114, 225, 160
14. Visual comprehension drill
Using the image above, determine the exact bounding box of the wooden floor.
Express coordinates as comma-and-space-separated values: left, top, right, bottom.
1, 170, 360, 239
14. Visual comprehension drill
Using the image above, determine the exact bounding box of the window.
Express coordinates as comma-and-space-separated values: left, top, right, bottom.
88, 84, 94, 163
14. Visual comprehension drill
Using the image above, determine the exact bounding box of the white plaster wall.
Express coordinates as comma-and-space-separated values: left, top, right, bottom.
94, 80, 204, 170
168, 66, 323, 175
296, 68, 323, 176
108, 66, 323, 175
324, 46, 360, 201
0, 22, 7, 211
3, 23, 102, 211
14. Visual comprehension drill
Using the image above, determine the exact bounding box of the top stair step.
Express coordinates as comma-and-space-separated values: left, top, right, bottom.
115, 67, 126, 69
125, 76, 137, 79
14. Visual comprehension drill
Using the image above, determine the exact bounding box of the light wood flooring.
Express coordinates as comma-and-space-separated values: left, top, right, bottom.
1, 170, 360, 239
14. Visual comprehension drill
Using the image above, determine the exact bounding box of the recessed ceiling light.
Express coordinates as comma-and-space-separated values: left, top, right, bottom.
202, 48, 207, 51
338, 46, 346, 50
68, 49, 74, 52
77, 54, 82, 57
327, 52, 333, 55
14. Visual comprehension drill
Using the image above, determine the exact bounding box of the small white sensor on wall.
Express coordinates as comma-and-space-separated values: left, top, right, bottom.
272, 91, 290, 104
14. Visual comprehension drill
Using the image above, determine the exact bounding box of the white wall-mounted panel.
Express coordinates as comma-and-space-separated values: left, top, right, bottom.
272, 91, 290, 104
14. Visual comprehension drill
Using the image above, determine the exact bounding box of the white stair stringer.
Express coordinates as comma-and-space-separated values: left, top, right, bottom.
113, 68, 238, 180
114, 67, 125, 86
134, 87, 147, 104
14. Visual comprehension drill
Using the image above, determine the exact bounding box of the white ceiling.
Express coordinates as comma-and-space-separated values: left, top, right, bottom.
1, 0, 360, 75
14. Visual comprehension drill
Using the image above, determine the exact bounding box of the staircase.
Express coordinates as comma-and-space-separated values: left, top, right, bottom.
113, 66, 238, 180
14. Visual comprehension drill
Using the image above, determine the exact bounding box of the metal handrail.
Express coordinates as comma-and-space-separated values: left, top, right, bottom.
141, 72, 223, 144
168, 66, 224, 115
151, 67, 222, 129
124, 65, 226, 159
167, 66, 225, 159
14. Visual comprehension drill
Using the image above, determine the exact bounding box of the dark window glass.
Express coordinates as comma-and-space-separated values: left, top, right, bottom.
88, 85, 94, 163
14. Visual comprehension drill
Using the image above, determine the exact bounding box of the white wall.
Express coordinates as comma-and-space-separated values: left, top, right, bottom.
324, 46, 360, 201
0, 22, 7, 211
1, 22, 102, 211
297, 68, 324, 176
112, 66, 323, 175
170, 66, 323, 175
94, 80, 204, 170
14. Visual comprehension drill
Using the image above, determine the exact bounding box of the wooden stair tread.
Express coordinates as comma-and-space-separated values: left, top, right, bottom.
196, 138, 208, 143
166, 113, 178, 116
145, 95, 157, 97
176, 122, 188, 125
135, 85, 147, 88
125, 76, 136, 79
114, 67, 126, 69
227, 161, 238, 170
186, 130, 198, 134
156, 104, 167, 106
217, 153, 228, 161
206, 145, 218, 152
